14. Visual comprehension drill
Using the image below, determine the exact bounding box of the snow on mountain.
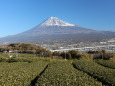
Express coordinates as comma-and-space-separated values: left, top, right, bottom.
40, 17, 75, 26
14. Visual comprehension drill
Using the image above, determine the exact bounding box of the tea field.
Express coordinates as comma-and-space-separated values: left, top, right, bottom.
36, 61, 102, 86
0, 53, 115, 86
95, 60, 115, 69
0, 61, 48, 86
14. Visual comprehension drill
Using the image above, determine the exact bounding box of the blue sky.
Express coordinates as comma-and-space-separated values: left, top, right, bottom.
0, 0, 115, 37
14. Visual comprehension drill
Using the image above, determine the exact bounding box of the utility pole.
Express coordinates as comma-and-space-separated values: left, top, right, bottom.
65, 51, 66, 60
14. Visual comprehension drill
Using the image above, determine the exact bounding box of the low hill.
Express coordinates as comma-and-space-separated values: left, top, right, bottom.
0, 43, 51, 57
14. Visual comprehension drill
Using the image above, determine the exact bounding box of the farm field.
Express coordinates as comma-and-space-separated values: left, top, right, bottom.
0, 61, 48, 86
95, 60, 115, 69
36, 61, 102, 86
73, 60, 115, 86
0, 53, 115, 86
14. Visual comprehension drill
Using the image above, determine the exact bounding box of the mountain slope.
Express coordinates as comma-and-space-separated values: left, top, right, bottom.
16, 17, 96, 36
0, 17, 115, 44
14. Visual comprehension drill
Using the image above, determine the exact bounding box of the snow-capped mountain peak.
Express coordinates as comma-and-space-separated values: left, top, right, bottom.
40, 17, 75, 26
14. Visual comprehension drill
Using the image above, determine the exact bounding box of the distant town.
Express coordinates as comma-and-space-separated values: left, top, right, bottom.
37, 38, 115, 52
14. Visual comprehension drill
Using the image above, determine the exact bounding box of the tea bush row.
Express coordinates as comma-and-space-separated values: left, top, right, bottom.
36, 61, 102, 86
73, 60, 115, 86
0, 61, 48, 86
95, 60, 115, 69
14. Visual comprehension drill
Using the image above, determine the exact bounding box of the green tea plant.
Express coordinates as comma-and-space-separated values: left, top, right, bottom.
0, 61, 48, 86
73, 60, 115, 86
36, 61, 102, 86
95, 60, 115, 69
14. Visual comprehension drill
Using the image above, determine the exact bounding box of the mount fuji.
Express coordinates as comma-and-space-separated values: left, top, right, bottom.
22, 17, 96, 35
0, 17, 115, 44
